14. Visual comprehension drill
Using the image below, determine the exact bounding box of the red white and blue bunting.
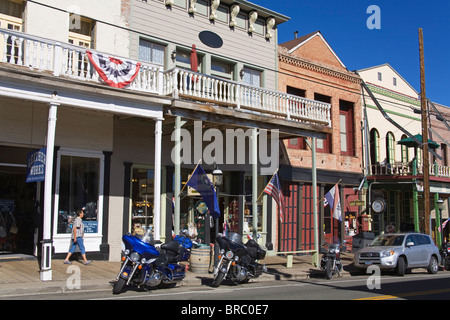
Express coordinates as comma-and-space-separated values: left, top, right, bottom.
86, 51, 141, 88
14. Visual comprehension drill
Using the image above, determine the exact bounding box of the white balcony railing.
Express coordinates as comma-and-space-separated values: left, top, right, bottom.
163, 68, 331, 125
0, 28, 162, 94
370, 160, 450, 179
0, 28, 331, 126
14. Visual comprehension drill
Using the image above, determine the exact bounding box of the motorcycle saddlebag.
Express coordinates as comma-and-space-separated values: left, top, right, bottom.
246, 240, 266, 260
174, 235, 193, 249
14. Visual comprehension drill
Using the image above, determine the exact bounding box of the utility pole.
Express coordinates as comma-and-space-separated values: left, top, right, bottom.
419, 28, 430, 235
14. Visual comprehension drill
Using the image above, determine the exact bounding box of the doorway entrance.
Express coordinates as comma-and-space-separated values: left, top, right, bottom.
0, 146, 40, 255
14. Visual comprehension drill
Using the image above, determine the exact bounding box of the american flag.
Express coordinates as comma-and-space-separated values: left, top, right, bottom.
263, 172, 286, 222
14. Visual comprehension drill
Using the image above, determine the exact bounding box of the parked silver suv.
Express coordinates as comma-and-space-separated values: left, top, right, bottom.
354, 232, 440, 276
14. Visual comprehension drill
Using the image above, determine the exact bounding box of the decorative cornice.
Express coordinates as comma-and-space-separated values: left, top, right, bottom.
366, 83, 420, 106
278, 52, 362, 84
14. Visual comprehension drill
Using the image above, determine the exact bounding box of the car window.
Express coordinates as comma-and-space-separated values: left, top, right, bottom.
405, 235, 415, 245
371, 235, 404, 246
422, 235, 431, 245
413, 235, 426, 245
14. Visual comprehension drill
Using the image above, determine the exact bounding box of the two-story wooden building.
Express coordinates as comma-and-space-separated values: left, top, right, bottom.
0, 0, 334, 280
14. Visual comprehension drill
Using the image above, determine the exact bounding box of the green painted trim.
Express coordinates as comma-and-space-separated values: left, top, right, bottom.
367, 84, 420, 107
366, 104, 421, 122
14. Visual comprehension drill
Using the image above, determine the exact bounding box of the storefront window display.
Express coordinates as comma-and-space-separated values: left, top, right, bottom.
56, 152, 102, 235
243, 175, 264, 235
131, 167, 154, 236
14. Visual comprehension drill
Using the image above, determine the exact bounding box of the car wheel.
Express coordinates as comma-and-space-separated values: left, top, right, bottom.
396, 257, 406, 276
427, 256, 439, 274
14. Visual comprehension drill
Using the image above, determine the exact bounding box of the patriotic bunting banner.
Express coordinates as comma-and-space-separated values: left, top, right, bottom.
86, 51, 141, 88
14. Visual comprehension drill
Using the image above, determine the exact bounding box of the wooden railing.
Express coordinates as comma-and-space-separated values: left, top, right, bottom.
163, 68, 331, 125
0, 28, 331, 126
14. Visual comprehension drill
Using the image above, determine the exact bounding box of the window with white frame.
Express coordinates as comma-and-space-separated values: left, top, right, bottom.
0, 0, 23, 63
55, 151, 103, 236
0, 0, 22, 30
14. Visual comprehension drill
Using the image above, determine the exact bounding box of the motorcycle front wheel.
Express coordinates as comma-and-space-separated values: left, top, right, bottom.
212, 271, 226, 287
325, 259, 333, 279
113, 277, 126, 294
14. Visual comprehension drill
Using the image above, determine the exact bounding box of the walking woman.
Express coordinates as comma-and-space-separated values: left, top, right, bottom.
64, 209, 92, 265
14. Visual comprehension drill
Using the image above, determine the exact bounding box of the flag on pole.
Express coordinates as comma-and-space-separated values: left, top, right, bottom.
324, 183, 342, 221
185, 165, 220, 219
439, 218, 450, 233
263, 172, 286, 222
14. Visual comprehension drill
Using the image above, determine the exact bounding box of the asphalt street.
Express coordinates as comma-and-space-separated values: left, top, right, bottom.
5, 270, 450, 301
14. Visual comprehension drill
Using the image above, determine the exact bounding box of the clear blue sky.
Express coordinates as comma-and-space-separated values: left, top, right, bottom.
255, 0, 450, 107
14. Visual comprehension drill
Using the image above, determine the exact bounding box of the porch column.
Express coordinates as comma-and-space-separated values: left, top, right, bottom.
174, 116, 182, 236
40, 102, 58, 281
252, 128, 258, 240
153, 118, 163, 241
311, 137, 319, 267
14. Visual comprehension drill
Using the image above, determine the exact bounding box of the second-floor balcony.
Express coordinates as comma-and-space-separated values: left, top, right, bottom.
0, 28, 331, 127
370, 159, 450, 179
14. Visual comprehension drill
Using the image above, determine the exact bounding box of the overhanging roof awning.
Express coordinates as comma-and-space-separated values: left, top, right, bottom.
397, 134, 440, 149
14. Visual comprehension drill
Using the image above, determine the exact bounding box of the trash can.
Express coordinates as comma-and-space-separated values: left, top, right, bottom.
189, 244, 211, 273
352, 232, 375, 253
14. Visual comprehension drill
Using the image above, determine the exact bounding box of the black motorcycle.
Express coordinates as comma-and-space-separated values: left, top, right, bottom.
320, 242, 343, 279
212, 232, 266, 287
440, 242, 450, 271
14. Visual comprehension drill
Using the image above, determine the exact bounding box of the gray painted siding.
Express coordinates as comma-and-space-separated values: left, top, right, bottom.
129, 0, 278, 90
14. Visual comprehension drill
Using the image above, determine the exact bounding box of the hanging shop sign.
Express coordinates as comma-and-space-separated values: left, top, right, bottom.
26, 148, 46, 183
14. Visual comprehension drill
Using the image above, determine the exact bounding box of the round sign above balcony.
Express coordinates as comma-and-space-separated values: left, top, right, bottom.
198, 31, 223, 48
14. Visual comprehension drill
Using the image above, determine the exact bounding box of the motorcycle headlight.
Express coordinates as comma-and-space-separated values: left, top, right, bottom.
124, 249, 130, 256
380, 250, 394, 258
130, 252, 140, 262
225, 251, 234, 259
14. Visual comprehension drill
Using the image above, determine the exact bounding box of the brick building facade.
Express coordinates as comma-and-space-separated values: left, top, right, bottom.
277, 31, 363, 252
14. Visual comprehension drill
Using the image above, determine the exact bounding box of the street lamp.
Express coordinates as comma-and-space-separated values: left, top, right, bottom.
212, 165, 223, 187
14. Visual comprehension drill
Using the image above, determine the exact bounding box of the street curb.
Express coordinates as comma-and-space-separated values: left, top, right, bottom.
0, 269, 353, 297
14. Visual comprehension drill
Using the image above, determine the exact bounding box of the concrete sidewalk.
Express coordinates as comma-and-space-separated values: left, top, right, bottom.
0, 252, 356, 297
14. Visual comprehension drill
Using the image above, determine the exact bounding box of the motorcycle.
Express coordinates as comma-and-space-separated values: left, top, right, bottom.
320, 242, 343, 279
212, 232, 266, 287
440, 242, 450, 271
113, 229, 192, 294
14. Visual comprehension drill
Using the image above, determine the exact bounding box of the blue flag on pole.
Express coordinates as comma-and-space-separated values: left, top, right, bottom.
186, 165, 220, 219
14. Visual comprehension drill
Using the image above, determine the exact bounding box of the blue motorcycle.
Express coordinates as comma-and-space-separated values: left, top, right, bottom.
113, 230, 192, 294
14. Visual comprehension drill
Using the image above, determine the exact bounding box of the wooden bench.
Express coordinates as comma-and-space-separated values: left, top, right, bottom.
274, 250, 318, 268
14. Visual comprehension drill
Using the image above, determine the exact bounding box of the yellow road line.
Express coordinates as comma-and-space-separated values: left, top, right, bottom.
355, 288, 450, 300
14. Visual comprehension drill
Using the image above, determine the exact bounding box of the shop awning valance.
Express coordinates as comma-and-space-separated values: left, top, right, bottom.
397, 134, 440, 149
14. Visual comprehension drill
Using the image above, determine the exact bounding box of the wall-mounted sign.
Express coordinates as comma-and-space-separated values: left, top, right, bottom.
349, 200, 365, 207
199, 30, 223, 48
26, 148, 46, 183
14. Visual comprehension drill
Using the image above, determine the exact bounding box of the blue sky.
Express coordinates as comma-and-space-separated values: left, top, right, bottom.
255, 0, 450, 106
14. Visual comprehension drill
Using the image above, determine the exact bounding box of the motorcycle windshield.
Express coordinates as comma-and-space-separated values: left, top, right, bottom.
123, 234, 160, 257
226, 232, 242, 244
217, 234, 247, 254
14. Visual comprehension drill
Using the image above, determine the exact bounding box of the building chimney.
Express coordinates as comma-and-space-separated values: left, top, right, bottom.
294, 31, 298, 39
